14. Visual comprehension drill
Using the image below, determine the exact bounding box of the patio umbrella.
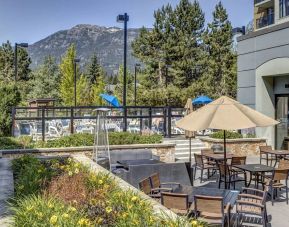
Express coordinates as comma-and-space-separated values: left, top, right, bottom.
176, 96, 279, 188
100, 94, 120, 107
192, 95, 212, 105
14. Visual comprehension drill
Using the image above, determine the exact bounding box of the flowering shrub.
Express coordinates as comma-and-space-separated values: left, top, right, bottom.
11, 195, 92, 227
11, 156, 208, 227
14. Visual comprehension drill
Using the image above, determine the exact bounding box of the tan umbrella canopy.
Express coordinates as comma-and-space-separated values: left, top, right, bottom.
177, 96, 279, 131
176, 96, 279, 189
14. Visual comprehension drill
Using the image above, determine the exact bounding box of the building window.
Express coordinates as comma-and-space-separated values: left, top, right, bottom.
280, 0, 289, 18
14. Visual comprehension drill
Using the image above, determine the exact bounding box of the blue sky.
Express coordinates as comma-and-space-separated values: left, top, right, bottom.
0, 0, 253, 44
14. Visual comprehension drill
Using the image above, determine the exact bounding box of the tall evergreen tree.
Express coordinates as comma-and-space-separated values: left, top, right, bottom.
29, 56, 60, 99
203, 2, 237, 98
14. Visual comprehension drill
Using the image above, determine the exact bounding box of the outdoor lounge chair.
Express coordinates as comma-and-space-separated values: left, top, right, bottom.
194, 153, 217, 183
236, 187, 268, 227
149, 173, 180, 193
259, 146, 276, 166
161, 192, 192, 215
193, 195, 230, 227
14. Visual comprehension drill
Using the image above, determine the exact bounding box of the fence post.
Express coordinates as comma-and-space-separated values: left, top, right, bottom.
163, 107, 167, 136
123, 106, 127, 132
11, 107, 16, 137
41, 107, 45, 141
149, 107, 152, 130
70, 108, 74, 134
139, 109, 143, 134
167, 106, 172, 138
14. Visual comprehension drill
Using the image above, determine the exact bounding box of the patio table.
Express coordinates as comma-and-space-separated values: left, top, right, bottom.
174, 185, 239, 205
117, 159, 163, 169
233, 164, 275, 188
261, 150, 289, 167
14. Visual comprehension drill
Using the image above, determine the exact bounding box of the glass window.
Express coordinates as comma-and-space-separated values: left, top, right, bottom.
280, 0, 289, 18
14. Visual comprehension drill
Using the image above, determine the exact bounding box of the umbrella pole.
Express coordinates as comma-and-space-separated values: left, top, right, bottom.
224, 130, 227, 189
189, 137, 193, 185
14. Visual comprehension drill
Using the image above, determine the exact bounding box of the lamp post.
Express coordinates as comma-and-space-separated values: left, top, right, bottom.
117, 13, 129, 131
74, 59, 80, 107
134, 63, 141, 106
14, 43, 28, 81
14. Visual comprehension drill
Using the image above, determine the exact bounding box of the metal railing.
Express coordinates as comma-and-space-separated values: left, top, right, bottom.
12, 106, 185, 141
256, 13, 274, 29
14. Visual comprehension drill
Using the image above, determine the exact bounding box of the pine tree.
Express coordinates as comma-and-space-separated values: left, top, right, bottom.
203, 2, 237, 98
29, 56, 60, 99
59, 44, 88, 106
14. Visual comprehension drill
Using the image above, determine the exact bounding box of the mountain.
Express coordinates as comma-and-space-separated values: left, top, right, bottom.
28, 24, 141, 74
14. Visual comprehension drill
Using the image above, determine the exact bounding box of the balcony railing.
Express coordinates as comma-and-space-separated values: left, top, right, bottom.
256, 13, 274, 29
255, 0, 265, 4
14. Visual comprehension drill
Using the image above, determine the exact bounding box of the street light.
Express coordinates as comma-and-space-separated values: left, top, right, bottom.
14, 42, 28, 81
117, 13, 129, 131
134, 63, 141, 106
74, 58, 80, 107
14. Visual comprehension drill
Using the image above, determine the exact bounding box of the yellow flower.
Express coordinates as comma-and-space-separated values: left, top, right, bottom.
48, 203, 54, 209
50, 215, 58, 225
131, 196, 138, 202
77, 218, 90, 225
98, 179, 103, 185
69, 207, 77, 212
97, 217, 103, 224
191, 220, 198, 226
122, 213, 128, 218
37, 212, 43, 218
62, 213, 69, 218
74, 168, 79, 174
68, 171, 73, 176
105, 207, 112, 213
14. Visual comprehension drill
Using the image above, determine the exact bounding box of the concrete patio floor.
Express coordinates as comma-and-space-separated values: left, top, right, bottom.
192, 156, 289, 227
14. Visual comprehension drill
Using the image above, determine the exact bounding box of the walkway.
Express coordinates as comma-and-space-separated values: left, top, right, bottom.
0, 158, 14, 226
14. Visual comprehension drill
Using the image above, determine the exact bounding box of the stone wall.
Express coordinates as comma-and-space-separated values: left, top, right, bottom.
0, 144, 175, 163
200, 137, 267, 156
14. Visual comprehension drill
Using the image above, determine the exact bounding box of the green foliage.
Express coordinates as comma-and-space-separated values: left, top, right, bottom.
12, 155, 57, 197
0, 82, 21, 136
0, 137, 22, 149
210, 131, 243, 139
17, 136, 33, 149
28, 56, 60, 100
11, 195, 91, 227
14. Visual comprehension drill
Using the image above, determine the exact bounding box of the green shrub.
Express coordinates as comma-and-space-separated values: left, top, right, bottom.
17, 135, 33, 149
210, 131, 243, 139
0, 137, 22, 150
11, 195, 92, 227
12, 155, 60, 198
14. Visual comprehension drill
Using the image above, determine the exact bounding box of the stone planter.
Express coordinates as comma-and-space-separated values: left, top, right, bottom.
200, 137, 267, 156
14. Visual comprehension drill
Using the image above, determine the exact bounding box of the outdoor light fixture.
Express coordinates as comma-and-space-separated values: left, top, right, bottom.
74, 58, 80, 107
117, 13, 129, 131
134, 63, 141, 106
232, 26, 246, 35
14, 42, 29, 81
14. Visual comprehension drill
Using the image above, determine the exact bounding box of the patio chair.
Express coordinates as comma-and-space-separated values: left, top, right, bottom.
230, 156, 247, 174
161, 192, 192, 215
236, 187, 268, 227
193, 195, 230, 227
138, 177, 164, 199
194, 153, 217, 183
265, 168, 289, 205
259, 145, 276, 166
149, 173, 180, 194
218, 162, 246, 189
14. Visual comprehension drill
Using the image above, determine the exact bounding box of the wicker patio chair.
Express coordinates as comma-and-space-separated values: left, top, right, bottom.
265, 168, 289, 205
218, 162, 246, 189
193, 195, 230, 227
194, 153, 217, 183
149, 173, 179, 194
161, 192, 192, 215
138, 177, 162, 199
236, 187, 268, 227
259, 145, 275, 166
